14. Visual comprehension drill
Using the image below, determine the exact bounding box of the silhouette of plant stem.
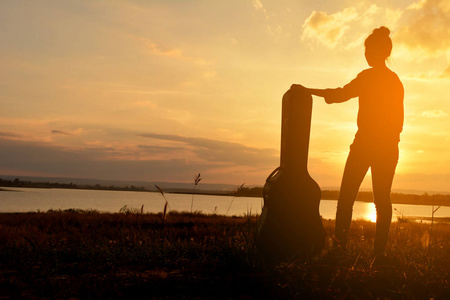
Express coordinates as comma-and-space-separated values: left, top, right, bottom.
155, 184, 169, 222
430, 204, 441, 248
226, 183, 245, 216
191, 173, 202, 215
162, 201, 168, 223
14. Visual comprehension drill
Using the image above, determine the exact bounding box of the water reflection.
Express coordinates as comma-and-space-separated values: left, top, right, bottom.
1, 188, 448, 222
363, 203, 377, 223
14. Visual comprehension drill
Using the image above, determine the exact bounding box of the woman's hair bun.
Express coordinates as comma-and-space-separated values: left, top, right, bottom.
365, 26, 392, 59
373, 26, 390, 37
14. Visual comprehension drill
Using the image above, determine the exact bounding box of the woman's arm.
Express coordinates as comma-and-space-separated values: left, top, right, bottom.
291, 84, 356, 104
307, 88, 329, 98
290, 84, 332, 99
291, 72, 360, 104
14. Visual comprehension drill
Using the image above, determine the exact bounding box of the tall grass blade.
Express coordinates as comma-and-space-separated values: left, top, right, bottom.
163, 201, 168, 221
226, 198, 235, 216
191, 173, 202, 214
155, 184, 170, 218
226, 183, 245, 216
155, 184, 164, 196
430, 205, 441, 248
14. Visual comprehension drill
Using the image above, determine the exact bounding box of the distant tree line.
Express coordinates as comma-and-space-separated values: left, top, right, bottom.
232, 186, 450, 207
2, 178, 449, 206
0, 178, 148, 192
325, 190, 450, 206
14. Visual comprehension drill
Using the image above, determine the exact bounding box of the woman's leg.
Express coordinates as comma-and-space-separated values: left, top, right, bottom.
335, 148, 370, 248
371, 146, 398, 254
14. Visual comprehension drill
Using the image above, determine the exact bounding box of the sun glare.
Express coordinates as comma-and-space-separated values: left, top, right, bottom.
365, 203, 377, 223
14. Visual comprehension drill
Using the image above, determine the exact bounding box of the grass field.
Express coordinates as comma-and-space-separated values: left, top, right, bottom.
0, 210, 449, 299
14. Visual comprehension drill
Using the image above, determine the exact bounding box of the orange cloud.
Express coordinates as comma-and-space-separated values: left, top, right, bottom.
441, 65, 450, 77
51, 130, 72, 136
419, 109, 448, 118
302, 8, 358, 48
395, 0, 450, 58
144, 40, 183, 58
132, 35, 208, 64
252, 0, 269, 19
302, 5, 402, 49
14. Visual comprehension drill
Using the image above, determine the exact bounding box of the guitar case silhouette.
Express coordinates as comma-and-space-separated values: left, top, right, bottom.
255, 88, 325, 261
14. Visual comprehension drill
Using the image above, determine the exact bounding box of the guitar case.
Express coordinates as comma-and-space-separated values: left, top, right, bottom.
255, 88, 325, 261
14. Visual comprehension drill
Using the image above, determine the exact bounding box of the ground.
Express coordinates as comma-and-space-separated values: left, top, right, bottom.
0, 211, 449, 299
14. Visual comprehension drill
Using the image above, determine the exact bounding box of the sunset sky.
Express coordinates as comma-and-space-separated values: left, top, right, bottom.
1, 0, 449, 193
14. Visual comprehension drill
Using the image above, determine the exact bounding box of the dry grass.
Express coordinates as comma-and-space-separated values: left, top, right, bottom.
0, 210, 448, 299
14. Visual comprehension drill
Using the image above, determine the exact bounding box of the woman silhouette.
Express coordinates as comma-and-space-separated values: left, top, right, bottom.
292, 26, 404, 261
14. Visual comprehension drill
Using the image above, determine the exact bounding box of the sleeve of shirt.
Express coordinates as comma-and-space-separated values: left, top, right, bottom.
324, 73, 361, 104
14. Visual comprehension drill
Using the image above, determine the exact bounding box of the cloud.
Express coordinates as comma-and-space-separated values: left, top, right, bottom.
252, 0, 264, 11
139, 133, 278, 167
142, 40, 182, 58
0, 137, 195, 181
419, 109, 448, 118
302, 7, 358, 48
0, 132, 279, 184
137, 144, 189, 155
395, 0, 450, 59
115, 89, 183, 96
252, 0, 269, 19
441, 65, 450, 77
0, 131, 23, 138
301, 5, 402, 49
51, 130, 72, 136
132, 35, 208, 64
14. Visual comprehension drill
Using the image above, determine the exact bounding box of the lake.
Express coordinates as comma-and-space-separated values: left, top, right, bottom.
1, 187, 449, 222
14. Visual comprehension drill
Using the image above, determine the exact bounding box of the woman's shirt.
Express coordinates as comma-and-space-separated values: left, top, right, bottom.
324, 67, 404, 145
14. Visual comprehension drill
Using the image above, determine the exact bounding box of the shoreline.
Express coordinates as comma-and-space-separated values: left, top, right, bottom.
1, 185, 449, 207
0, 209, 449, 224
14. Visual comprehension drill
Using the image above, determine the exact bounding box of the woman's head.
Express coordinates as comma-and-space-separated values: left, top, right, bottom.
364, 26, 392, 67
